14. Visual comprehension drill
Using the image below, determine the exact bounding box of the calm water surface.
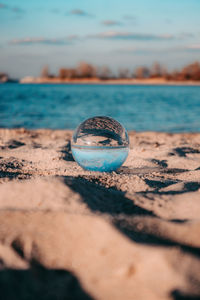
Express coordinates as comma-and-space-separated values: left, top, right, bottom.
0, 83, 200, 132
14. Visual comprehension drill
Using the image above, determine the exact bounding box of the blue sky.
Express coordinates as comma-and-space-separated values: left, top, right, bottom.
0, 0, 200, 78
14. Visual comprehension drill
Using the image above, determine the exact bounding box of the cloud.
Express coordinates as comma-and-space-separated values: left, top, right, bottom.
0, 2, 24, 13
69, 9, 93, 17
102, 20, 122, 26
123, 14, 136, 20
116, 44, 200, 55
178, 32, 194, 39
185, 44, 200, 51
10, 37, 71, 46
67, 34, 79, 40
0, 3, 7, 9
165, 18, 172, 24
50, 8, 60, 14
12, 6, 24, 13
88, 31, 174, 41
123, 15, 137, 24
116, 47, 167, 55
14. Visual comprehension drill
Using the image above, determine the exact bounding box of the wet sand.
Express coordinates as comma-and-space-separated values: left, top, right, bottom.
0, 129, 200, 299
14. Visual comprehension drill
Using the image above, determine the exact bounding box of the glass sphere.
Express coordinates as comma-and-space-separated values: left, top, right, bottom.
71, 116, 129, 172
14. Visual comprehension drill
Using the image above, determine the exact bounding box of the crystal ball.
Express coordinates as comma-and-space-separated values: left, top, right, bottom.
71, 116, 129, 172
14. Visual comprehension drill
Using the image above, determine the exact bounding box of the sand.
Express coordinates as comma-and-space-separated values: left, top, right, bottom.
20, 76, 200, 85
0, 128, 200, 300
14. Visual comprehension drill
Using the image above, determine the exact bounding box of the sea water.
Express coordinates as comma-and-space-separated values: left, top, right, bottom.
0, 84, 200, 132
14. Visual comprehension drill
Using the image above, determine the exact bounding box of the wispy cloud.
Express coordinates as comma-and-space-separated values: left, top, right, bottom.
178, 32, 194, 39
12, 7, 24, 13
185, 44, 200, 51
0, 2, 24, 13
123, 14, 137, 24
116, 47, 167, 55
165, 18, 172, 24
88, 31, 174, 41
50, 8, 60, 14
68, 34, 79, 40
10, 37, 72, 46
69, 9, 93, 17
102, 20, 122, 26
116, 44, 200, 55
0, 3, 6, 9
123, 14, 136, 20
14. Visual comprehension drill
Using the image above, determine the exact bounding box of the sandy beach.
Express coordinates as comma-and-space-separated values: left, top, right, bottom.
0, 128, 200, 299
20, 77, 200, 85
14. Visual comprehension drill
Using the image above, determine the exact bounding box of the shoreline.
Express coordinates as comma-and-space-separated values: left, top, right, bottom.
19, 77, 200, 85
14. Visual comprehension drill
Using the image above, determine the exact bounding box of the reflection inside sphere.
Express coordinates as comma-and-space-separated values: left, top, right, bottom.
71, 116, 129, 172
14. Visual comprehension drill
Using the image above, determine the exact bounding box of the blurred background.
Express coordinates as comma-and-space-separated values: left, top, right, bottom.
0, 0, 200, 132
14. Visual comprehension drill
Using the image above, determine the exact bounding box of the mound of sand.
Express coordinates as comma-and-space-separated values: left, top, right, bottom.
0, 129, 200, 300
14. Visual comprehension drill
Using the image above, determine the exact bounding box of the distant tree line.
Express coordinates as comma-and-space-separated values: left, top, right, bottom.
41, 62, 113, 80
41, 61, 200, 81
0, 72, 18, 83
